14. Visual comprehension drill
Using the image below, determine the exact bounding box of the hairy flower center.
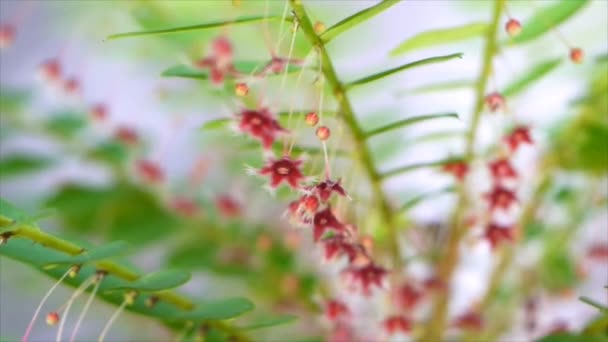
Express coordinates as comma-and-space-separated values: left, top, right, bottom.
277, 166, 290, 175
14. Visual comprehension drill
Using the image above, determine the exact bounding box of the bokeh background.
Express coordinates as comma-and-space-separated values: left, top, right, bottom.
1, 0, 607, 341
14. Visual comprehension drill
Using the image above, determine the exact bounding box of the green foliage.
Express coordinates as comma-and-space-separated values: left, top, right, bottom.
0, 155, 54, 178
364, 112, 459, 138
535, 334, 608, 342
506, 0, 589, 45
503, 58, 562, 97
0, 88, 31, 115
46, 112, 87, 139
320, 0, 400, 43
162, 62, 302, 80
238, 314, 297, 330
346, 52, 464, 88
86, 141, 128, 165
176, 298, 254, 320
539, 246, 578, 293
108, 270, 192, 292
391, 22, 487, 56
45, 240, 130, 266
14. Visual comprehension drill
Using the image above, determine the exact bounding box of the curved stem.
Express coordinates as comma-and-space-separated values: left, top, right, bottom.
422, 1, 505, 340
289, 0, 401, 268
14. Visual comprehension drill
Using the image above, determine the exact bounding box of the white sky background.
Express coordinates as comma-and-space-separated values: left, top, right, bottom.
0, 0, 607, 341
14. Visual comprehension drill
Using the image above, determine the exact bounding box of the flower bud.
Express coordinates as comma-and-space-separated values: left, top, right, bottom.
316, 126, 330, 141
505, 19, 521, 37
305, 112, 319, 126
46, 312, 60, 326
570, 48, 583, 64
235, 83, 249, 96
314, 21, 326, 34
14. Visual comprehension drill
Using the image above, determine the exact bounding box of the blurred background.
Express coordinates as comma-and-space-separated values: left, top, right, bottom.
0, 0, 606, 341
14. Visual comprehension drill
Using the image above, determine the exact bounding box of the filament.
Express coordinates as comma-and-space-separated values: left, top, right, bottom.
280, 20, 299, 92
283, 48, 314, 153
97, 299, 128, 342
69, 275, 103, 342
56, 276, 95, 342
22, 268, 71, 342
276, 1, 290, 53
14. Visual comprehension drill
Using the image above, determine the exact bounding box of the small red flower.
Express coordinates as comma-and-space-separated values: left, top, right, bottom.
39, 59, 62, 82
504, 126, 533, 151
394, 283, 423, 310
485, 185, 517, 211
485, 92, 505, 112
485, 223, 514, 249
587, 243, 608, 260
63, 77, 81, 95
238, 108, 287, 149
90, 103, 108, 121
423, 276, 445, 293
195, 36, 237, 84
322, 235, 364, 263
442, 160, 469, 181
216, 195, 241, 218
260, 156, 305, 189
114, 126, 139, 145
342, 263, 388, 295
0, 24, 15, 49
262, 56, 302, 75
286, 195, 318, 225
136, 160, 164, 183
383, 316, 412, 335
309, 179, 347, 202
313, 207, 348, 242
489, 158, 518, 180
453, 311, 483, 330
171, 197, 199, 217
325, 300, 349, 321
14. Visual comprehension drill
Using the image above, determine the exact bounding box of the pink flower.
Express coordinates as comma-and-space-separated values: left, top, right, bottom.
485, 185, 517, 211
312, 207, 348, 242
489, 158, 518, 180
383, 316, 412, 335
453, 311, 483, 330
136, 160, 164, 183
504, 126, 533, 151
484, 223, 514, 249
309, 179, 347, 202
259, 156, 305, 189
238, 108, 287, 149
442, 160, 469, 181
90, 103, 108, 121
195, 36, 237, 84
262, 56, 302, 75
39, 59, 62, 82
342, 263, 388, 295
114, 126, 139, 145
216, 195, 241, 218
171, 197, 199, 217
394, 283, 423, 310
485, 92, 505, 112
325, 300, 349, 321
0, 24, 15, 49
322, 235, 364, 263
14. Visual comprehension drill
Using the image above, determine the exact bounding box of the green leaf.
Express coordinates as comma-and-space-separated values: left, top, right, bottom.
380, 157, 458, 179
398, 186, 455, 212
540, 248, 577, 292
579, 296, 608, 313
364, 112, 459, 138
346, 53, 463, 89
45, 240, 130, 266
162, 61, 301, 80
321, 0, 400, 43
0, 197, 30, 229
391, 22, 488, 56
0, 155, 54, 178
503, 58, 562, 97
507, 0, 589, 45
0, 88, 31, 115
176, 297, 254, 320
46, 114, 87, 138
108, 270, 191, 292
108, 16, 285, 40
400, 79, 474, 95
87, 141, 128, 165
238, 314, 297, 330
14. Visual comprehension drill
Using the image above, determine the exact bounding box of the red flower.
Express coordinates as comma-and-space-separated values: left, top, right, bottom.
309, 179, 347, 202
423, 276, 445, 293
485, 92, 505, 112
136, 160, 164, 183
325, 300, 349, 321
328, 323, 353, 342
216, 195, 241, 218
587, 243, 608, 260
322, 235, 364, 263
238, 108, 287, 149
453, 311, 483, 330
0, 24, 15, 49
485, 185, 517, 211
262, 56, 302, 75
39, 59, 62, 82
286, 195, 318, 225
489, 158, 518, 180
114, 126, 139, 145
313, 207, 348, 242
195, 36, 237, 84
383, 316, 412, 335
90, 103, 108, 121
504, 126, 533, 151
63, 77, 81, 95
171, 197, 199, 217
260, 156, 305, 189
442, 160, 469, 181
342, 263, 388, 295
394, 283, 423, 310
485, 223, 514, 249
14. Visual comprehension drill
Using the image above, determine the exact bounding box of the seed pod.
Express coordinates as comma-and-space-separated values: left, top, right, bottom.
505, 19, 521, 37
570, 48, 583, 64
235, 83, 249, 96
305, 111, 319, 126
314, 21, 326, 34
69, 265, 81, 278
316, 126, 330, 141
46, 312, 60, 326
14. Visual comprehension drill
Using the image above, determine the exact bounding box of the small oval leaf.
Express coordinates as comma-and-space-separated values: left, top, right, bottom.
391, 22, 488, 56
239, 314, 297, 330
503, 58, 562, 97
176, 297, 254, 320
321, 0, 400, 43
44, 240, 131, 266
108, 270, 191, 292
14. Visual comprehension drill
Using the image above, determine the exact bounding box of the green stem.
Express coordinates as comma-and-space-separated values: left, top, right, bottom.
422, 1, 505, 340
289, 0, 401, 267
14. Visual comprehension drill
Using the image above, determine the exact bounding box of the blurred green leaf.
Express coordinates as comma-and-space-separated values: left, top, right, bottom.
46, 113, 87, 138
0, 155, 54, 178
380, 157, 458, 179
162, 61, 302, 80
364, 112, 459, 138
238, 314, 297, 330
321, 0, 400, 43
579, 296, 608, 314
398, 186, 455, 212
400, 79, 474, 95
540, 247, 578, 292
87, 141, 128, 165
108, 270, 191, 291
346, 53, 463, 89
176, 297, 254, 320
391, 22, 487, 56
507, 0, 589, 45
503, 58, 562, 97
535, 333, 607, 342
45, 240, 130, 266
0, 197, 30, 229
108, 16, 285, 40
0, 88, 31, 115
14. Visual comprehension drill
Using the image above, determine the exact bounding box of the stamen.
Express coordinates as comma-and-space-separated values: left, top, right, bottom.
22, 267, 73, 342
69, 271, 105, 342
282, 48, 314, 153
276, 1, 290, 53
97, 292, 136, 342
56, 276, 96, 342
280, 19, 299, 91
